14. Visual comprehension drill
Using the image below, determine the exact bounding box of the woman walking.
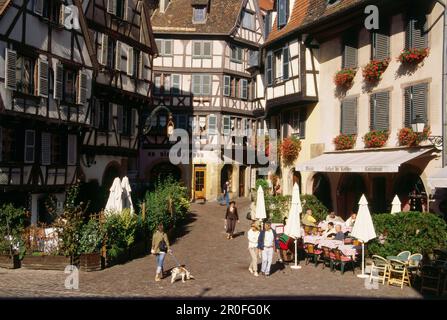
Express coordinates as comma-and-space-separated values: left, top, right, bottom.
151, 223, 171, 282
225, 201, 239, 239
248, 223, 260, 276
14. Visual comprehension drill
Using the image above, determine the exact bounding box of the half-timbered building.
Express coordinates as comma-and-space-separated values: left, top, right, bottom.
80, 0, 157, 192
144, 0, 266, 201
0, 0, 95, 224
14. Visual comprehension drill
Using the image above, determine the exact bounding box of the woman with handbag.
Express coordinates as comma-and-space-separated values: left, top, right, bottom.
151, 223, 171, 282
225, 201, 239, 239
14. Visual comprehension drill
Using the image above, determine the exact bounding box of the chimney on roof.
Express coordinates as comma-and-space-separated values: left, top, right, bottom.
159, 0, 170, 13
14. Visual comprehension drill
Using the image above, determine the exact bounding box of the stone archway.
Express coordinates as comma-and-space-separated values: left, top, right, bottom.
312, 173, 332, 210
221, 164, 233, 192
102, 161, 121, 190
394, 171, 427, 212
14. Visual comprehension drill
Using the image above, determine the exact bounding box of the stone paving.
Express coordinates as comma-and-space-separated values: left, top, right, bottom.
0, 198, 428, 299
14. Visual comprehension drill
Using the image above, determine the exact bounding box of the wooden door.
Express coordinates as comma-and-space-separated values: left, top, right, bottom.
194, 167, 206, 200
239, 166, 246, 197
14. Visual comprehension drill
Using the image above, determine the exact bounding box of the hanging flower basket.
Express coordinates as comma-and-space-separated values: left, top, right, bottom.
333, 134, 356, 150
397, 48, 429, 65
334, 68, 356, 88
362, 59, 390, 82
363, 130, 390, 148
398, 127, 431, 147
280, 136, 302, 166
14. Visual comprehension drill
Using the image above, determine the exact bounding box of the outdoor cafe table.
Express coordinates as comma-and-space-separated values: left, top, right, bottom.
386, 255, 409, 263
318, 221, 352, 234
303, 236, 357, 259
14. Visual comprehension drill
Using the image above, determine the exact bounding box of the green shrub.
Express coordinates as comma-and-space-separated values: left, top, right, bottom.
0, 204, 27, 257
104, 209, 138, 258
264, 195, 291, 223
78, 219, 104, 254
301, 195, 329, 223
368, 211, 447, 257
144, 177, 190, 233
255, 179, 270, 193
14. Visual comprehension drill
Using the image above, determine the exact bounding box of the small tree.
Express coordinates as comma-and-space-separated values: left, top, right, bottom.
0, 204, 27, 258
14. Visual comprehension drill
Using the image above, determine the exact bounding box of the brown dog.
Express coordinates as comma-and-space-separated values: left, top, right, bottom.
170, 266, 195, 283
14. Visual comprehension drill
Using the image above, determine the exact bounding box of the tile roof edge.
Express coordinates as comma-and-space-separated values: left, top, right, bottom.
0, 0, 12, 17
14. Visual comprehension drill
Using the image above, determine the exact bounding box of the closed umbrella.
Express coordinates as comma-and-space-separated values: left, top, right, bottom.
255, 186, 267, 221
351, 194, 377, 278
391, 195, 401, 215
284, 183, 302, 270
121, 176, 135, 214
105, 177, 123, 214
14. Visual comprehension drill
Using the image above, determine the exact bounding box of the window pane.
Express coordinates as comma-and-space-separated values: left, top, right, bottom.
202, 75, 211, 95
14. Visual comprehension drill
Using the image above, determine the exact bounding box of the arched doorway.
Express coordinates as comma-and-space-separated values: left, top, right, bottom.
312, 173, 332, 210
337, 174, 366, 219
102, 162, 121, 190
221, 164, 233, 192
150, 162, 182, 183
394, 173, 427, 212
292, 169, 302, 194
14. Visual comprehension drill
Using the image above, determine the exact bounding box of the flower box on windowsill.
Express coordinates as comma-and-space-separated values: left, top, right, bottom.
398, 127, 431, 147
334, 68, 356, 88
333, 134, 356, 150
398, 48, 430, 65
363, 130, 390, 148
362, 59, 390, 83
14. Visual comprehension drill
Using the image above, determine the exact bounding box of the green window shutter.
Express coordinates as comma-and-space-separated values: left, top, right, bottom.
172, 74, 181, 95
299, 108, 306, 139
193, 41, 202, 57
370, 92, 390, 131
343, 32, 358, 69
203, 42, 212, 57
192, 74, 201, 95
341, 98, 358, 135
223, 75, 231, 96
240, 79, 248, 99
372, 31, 390, 60
266, 52, 273, 86
283, 46, 290, 80
208, 115, 217, 134
406, 16, 428, 49
404, 87, 412, 128
277, 0, 288, 28
412, 83, 428, 123
202, 75, 211, 96
223, 116, 231, 136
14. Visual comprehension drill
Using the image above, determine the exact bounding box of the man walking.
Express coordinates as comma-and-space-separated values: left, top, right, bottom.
257, 221, 279, 277
221, 180, 230, 207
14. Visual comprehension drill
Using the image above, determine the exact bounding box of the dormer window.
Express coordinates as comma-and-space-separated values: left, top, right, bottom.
193, 6, 207, 23
277, 0, 289, 29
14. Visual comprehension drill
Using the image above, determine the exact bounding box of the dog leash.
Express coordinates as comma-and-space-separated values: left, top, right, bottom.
169, 252, 182, 267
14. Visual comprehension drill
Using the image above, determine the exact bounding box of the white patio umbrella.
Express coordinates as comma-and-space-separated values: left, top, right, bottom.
284, 183, 302, 270
121, 176, 135, 214
255, 186, 267, 221
351, 194, 377, 278
391, 195, 401, 215
105, 177, 123, 214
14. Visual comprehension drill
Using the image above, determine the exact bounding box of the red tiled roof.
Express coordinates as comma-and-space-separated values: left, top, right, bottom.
259, 0, 274, 11
0, 0, 12, 16
265, 0, 365, 45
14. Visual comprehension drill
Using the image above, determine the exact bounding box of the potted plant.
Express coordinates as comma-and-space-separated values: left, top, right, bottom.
78, 218, 104, 272
398, 127, 431, 147
280, 136, 302, 166
0, 204, 26, 269
362, 59, 390, 82
333, 134, 356, 150
398, 48, 430, 65
334, 68, 356, 88
363, 130, 390, 148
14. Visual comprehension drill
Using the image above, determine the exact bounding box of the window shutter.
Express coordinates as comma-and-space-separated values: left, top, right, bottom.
223, 75, 231, 96
299, 108, 306, 139
277, 0, 287, 28
108, 103, 114, 130
208, 115, 217, 134
373, 31, 390, 60
67, 135, 77, 165
172, 74, 181, 95
407, 17, 428, 49
77, 70, 88, 105
192, 75, 201, 95
4, 49, 17, 90
117, 105, 123, 133
202, 75, 211, 96
341, 98, 358, 135
343, 33, 358, 69
41, 132, 51, 165
24, 130, 35, 163
37, 59, 49, 98
240, 79, 248, 99
203, 42, 212, 57
283, 46, 290, 80
370, 92, 390, 131
141, 53, 150, 80
404, 86, 412, 128
266, 52, 273, 86
193, 41, 202, 57
155, 39, 162, 55
127, 47, 134, 76
223, 116, 231, 136
101, 34, 108, 65
412, 83, 428, 123
115, 41, 122, 71
124, 0, 131, 21
131, 109, 138, 136
54, 62, 63, 100
107, 0, 117, 14
34, 0, 44, 16
164, 40, 173, 56
264, 12, 271, 39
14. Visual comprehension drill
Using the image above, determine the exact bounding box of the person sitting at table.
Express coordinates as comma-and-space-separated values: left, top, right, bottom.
325, 212, 345, 224
301, 209, 317, 227
322, 222, 336, 239
333, 225, 345, 241
345, 213, 357, 228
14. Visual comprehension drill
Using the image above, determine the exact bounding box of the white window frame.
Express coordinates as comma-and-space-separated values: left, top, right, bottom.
192, 41, 212, 59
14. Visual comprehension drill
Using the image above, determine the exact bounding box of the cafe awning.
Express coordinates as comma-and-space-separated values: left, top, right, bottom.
296, 148, 434, 173
428, 167, 447, 189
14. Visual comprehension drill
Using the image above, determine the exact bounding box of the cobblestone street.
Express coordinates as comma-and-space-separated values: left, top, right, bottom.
0, 199, 425, 299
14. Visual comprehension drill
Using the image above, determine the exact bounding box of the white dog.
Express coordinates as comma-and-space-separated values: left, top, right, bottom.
170, 266, 195, 283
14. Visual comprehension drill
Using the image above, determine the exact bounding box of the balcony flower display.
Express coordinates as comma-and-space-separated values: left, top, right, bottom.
334, 68, 356, 88
362, 59, 390, 82
333, 134, 356, 150
280, 136, 302, 166
363, 130, 390, 148
397, 48, 429, 65
398, 126, 431, 147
